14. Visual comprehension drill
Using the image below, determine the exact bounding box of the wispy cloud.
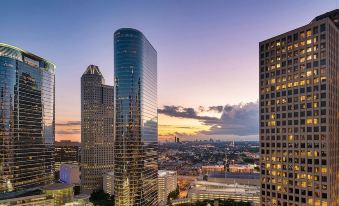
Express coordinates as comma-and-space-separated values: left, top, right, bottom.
56, 128, 80, 135
56, 121, 81, 126
158, 106, 218, 122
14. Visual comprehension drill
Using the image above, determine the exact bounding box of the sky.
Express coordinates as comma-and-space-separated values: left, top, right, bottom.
0, 0, 336, 142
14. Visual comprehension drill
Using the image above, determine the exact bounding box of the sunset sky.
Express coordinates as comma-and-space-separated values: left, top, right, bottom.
0, 0, 335, 142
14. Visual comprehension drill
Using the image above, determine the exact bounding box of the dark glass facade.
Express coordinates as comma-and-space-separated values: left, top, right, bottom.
0, 43, 55, 198
114, 28, 158, 206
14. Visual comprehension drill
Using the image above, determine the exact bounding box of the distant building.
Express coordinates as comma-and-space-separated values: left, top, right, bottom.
158, 170, 177, 205
201, 165, 224, 174
228, 164, 255, 173
60, 164, 81, 185
43, 183, 73, 206
0, 43, 55, 198
103, 172, 114, 196
202, 164, 255, 175
55, 141, 81, 171
0, 194, 54, 206
81, 65, 114, 194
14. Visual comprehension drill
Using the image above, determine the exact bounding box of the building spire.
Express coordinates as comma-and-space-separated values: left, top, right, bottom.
83, 64, 103, 76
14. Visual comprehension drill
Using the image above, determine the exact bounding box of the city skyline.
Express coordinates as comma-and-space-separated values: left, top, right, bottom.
0, 0, 336, 142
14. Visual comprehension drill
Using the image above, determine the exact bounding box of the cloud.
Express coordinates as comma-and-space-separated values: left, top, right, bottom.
158, 102, 258, 136
202, 102, 258, 136
56, 129, 80, 135
56, 121, 81, 126
207, 106, 224, 113
158, 106, 218, 122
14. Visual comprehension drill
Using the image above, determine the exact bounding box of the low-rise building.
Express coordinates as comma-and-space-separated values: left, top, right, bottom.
65, 194, 93, 206
60, 164, 81, 185
0, 184, 93, 206
181, 181, 260, 206
0, 194, 54, 206
207, 172, 260, 186
201, 165, 224, 174
43, 183, 74, 206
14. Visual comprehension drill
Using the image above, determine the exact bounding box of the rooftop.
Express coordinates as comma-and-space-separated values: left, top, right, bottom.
312, 9, 339, 28
0, 43, 56, 71
208, 172, 260, 179
158, 170, 177, 177
43, 183, 73, 191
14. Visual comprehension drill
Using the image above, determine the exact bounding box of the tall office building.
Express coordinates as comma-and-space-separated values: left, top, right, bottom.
114, 28, 158, 206
0, 43, 55, 198
81, 65, 114, 194
259, 10, 339, 206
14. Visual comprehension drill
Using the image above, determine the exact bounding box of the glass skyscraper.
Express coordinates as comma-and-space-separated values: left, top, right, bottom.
114, 28, 158, 206
0, 43, 55, 198
81, 65, 114, 194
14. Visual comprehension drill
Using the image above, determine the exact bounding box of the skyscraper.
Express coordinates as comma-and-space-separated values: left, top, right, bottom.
259, 10, 339, 206
81, 65, 114, 194
114, 28, 158, 206
0, 43, 55, 198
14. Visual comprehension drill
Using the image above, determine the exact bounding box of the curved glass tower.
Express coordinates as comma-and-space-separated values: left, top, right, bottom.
0, 43, 55, 198
114, 28, 158, 206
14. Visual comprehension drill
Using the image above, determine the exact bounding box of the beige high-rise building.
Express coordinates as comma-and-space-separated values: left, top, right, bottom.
81, 65, 114, 194
158, 170, 177, 205
259, 10, 339, 206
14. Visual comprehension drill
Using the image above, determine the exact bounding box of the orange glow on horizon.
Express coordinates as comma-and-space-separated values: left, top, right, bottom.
56, 113, 213, 142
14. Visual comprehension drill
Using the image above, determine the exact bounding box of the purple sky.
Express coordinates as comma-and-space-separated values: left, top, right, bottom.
0, 0, 335, 141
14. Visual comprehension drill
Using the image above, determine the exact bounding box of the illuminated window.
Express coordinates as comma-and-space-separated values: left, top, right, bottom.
306, 118, 313, 124
307, 71, 312, 77
306, 29, 312, 37
321, 167, 327, 173
314, 118, 318, 124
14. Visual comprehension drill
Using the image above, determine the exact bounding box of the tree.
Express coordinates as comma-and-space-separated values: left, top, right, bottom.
89, 190, 115, 206
168, 185, 180, 203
